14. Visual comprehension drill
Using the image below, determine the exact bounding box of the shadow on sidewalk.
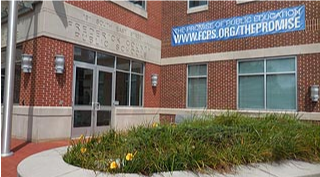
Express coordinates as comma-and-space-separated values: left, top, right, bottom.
11, 141, 30, 152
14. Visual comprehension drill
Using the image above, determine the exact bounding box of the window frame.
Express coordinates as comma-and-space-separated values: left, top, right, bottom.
73, 46, 144, 107
186, 63, 208, 108
237, 56, 297, 111
111, 0, 148, 19
236, 0, 259, 4
116, 58, 144, 107
129, 0, 146, 10
187, 0, 208, 14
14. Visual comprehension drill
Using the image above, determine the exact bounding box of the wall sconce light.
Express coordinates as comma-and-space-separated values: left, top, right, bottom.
55, 55, 65, 74
151, 74, 158, 87
311, 85, 319, 102
21, 54, 32, 73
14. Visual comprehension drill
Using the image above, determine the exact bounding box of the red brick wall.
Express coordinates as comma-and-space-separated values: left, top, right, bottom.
208, 60, 237, 110
144, 63, 161, 107
160, 64, 186, 108
298, 53, 320, 112
67, 1, 162, 40
162, 1, 320, 58
20, 37, 73, 106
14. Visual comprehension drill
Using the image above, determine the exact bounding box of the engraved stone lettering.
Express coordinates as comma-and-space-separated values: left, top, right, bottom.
111, 35, 115, 42
89, 27, 94, 44
82, 25, 87, 42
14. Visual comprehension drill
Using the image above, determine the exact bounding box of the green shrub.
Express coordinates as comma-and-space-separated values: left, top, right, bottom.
63, 113, 320, 175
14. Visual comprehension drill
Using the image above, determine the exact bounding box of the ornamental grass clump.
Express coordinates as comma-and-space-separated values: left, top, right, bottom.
63, 113, 320, 175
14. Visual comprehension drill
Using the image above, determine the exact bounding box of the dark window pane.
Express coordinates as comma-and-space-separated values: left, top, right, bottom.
1, 68, 4, 103
116, 72, 129, 105
116, 58, 130, 71
131, 74, 143, 106
97, 111, 111, 126
131, 61, 143, 74
14, 62, 21, 103
97, 52, 114, 68
73, 110, 91, 127
189, 1, 207, 8
129, 0, 146, 9
74, 47, 95, 64
1, 47, 22, 104
98, 71, 112, 106
75, 68, 93, 105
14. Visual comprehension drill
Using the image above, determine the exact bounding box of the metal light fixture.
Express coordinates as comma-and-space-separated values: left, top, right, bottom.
311, 85, 319, 102
151, 74, 158, 87
21, 54, 32, 73
55, 55, 65, 74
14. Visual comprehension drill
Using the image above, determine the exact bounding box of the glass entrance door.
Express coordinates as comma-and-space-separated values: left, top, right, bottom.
94, 68, 113, 134
72, 63, 113, 137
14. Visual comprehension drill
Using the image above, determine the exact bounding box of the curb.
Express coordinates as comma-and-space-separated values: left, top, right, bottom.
17, 146, 320, 177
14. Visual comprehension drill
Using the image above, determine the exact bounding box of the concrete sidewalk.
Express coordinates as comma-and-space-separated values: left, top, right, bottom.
17, 146, 320, 177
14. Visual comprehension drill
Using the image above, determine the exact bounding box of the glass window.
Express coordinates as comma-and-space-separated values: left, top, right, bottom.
188, 64, 207, 76
131, 61, 143, 74
1, 46, 22, 104
97, 111, 111, 126
266, 58, 295, 72
74, 47, 95, 64
115, 58, 144, 106
266, 75, 296, 109
239, 76, 264, 109
188, 1, 208, 9
116, 72, 129, 106
129, 0, 146, 9
97, 52, 114, 68
131, 74, 143, 106
74, 68, 93, 105
116, 58, 130, 71
238, 58, 296, 110
73, 110, 92, 127
239, 60, 264, 74
188, 64, 207, 108
14, 62, 21, 104
1, 68, 5, 103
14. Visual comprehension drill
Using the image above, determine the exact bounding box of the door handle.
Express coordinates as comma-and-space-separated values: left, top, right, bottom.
96, 102, 100, 111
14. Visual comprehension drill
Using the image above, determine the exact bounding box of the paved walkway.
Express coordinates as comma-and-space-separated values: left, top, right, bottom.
1, 138, 69, 177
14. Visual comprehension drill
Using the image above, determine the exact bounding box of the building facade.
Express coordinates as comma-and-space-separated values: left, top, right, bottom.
1, 1, 319, 142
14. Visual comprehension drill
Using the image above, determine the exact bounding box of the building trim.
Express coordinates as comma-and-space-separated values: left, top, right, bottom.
114, 107, 320, 121
1, 1, 161, 65
161, 43, 320, 65
1, 106, 72, 142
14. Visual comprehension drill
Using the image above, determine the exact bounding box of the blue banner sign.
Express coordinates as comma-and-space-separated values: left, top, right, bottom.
172, 5, 305, 46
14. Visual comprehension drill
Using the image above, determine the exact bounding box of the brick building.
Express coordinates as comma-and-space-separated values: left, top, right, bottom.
1, 1, 319, 141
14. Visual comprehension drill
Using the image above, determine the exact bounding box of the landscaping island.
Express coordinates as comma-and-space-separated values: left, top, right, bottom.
63, 113, 320, 176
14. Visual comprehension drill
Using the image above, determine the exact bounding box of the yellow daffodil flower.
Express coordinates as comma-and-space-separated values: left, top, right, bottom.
80, 147, 87, 154
110, 161, 118, 169
126, 153, 134, 161
152, 122, 159, 128
79, 134, 84, 140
